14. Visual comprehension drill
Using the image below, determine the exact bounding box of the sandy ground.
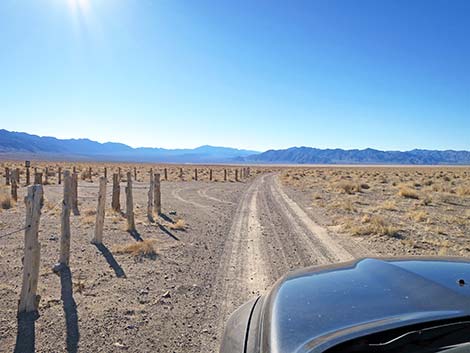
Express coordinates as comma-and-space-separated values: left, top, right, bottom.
1, 166, 466, 352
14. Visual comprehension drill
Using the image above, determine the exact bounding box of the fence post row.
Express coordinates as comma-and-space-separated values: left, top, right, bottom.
92, 177, 107, 244
126, 172, 136, 232
18, 185, 43, 314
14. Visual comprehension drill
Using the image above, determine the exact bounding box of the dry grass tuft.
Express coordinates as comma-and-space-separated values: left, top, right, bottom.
408, 210, 428, 222
398, 186, 419, 199
0, 193, 12, 210
115, 239, 157, 258
351, 215, 400, 237
168, 219, 186, 230
337, 181, 362, 195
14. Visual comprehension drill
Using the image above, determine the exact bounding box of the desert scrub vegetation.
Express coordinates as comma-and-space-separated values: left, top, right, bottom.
281, 166, 470, 257
0, 193, 12, 210
115, 239, 157, 258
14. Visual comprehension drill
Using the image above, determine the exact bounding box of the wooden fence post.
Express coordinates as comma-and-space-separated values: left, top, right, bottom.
112, 173, 120, 212
118, 167, 122, 182
235, 169, 238, 182
5, 167, 10, 185
26, 166, 30, 186
18, 185, 43, 313
126, 172, 136, 232
44, 168, 49, 185
164, 168, 168, 181
134, 167, 137, 181
179, 168, 183, 180
11, 170, 18, 202
92, 177, 107, 244
194, 168, 198, 181
224, 169, 227, 182
209, 169, 213, 181
58, 167, 62, 185
154, 173, 161, 215
104, 167, 107, 179
71, 172, 79, 215
147, 173, 154, 221
56, 171, 72, 268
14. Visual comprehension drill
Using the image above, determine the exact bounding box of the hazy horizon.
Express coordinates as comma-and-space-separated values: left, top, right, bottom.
1, 0, 469, 151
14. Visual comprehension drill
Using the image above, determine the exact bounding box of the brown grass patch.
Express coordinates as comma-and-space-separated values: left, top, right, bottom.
168, 219, 186, 230
115, 239, 157, 258
398, 186, 419, 199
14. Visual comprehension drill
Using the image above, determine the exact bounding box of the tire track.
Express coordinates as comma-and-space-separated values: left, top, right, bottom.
197, 187, 234, 205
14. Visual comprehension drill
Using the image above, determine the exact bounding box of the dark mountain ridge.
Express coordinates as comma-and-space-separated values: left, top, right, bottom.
244, 146, 470, 165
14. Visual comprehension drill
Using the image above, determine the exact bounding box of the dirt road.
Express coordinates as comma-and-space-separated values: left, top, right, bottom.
0, 172, 368, 352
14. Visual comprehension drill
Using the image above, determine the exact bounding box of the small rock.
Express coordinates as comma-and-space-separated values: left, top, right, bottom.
162, 291, 171, 298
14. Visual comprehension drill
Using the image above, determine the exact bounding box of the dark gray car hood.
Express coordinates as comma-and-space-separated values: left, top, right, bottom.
260, 257, 470, 353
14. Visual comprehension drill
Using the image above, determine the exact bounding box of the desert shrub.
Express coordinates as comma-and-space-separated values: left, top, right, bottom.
351, 215, 400, 237
337, 181, 362, 195
116, 239, 157, 258
408, 210, 428, 222
398, 186, 419, 199
0, 193, 12, 210
169, 219, 186, 230
457, 186, 470, 196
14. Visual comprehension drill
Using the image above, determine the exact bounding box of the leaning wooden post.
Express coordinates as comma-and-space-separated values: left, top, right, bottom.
194, 168, 198, 181
164, 168, 168, 181
71, 172, 79, 216
224, 169, 227, 182
5, 167, 10, 185
147, 173, 155, 221
55, 171, 72, 268
18, 185, 43, 314
154, 173, 161, 215
111, 173, 120, 212
92, 177, 107, 244
209, 169, 213, 181
126, 172, 136, 232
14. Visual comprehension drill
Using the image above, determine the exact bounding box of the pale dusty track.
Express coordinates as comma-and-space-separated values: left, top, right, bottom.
206, 173, 369, 352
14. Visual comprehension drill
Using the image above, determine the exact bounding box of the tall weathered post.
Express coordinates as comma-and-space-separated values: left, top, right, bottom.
154, 173, 161, 215
126, 172, 136, 232
58, 167, 62, 184
194, 168, 198, 181
147, 173, 155, 221
11, 170, 18, 202
164, 168, 168, 181
25, 160, 31, 185
44, 168, 49, 185
235, 169, 239, 182
18, 185, 43, 313
92, 177, 107, 244
209, 169, 213, 181
5, 167, 10, 185
179, 168, 183, 180
34, 172, 42, 185
71, 172, 79, 215
111, 173, 120, 212
224, 169, 227, 182
56, 171, 72, 268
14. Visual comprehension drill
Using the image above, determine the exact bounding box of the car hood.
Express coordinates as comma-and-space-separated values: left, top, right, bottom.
260, 257, 470, 353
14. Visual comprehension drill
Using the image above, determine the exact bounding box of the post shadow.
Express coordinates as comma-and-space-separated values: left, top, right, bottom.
93, 243, 126, 278
128, 229, 143, 242
59, 267, 79, 353
14, 311, 38, 353
159, 213, 174, 224
158, 224, 180, 241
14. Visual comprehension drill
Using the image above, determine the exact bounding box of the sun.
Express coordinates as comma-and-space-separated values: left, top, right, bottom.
67, 0, 90, 13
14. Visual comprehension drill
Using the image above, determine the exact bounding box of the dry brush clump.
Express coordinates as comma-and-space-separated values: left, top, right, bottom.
0, 193, 12, 210
115, 239, 157, 258
398, 186, 419, 199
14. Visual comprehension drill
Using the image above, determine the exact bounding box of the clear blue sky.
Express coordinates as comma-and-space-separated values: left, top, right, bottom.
0, 0, 469, 151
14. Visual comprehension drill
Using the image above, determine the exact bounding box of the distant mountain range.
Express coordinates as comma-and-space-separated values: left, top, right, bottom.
0, 129, 469, 165
0, 129, 258, 163
244, 146, 470, 165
